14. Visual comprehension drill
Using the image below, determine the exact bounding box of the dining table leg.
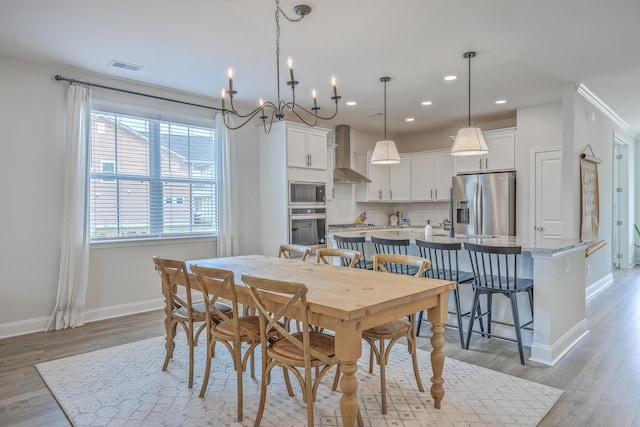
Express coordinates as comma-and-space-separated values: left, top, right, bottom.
427, 293, 448, 409
334, 320, 362, 427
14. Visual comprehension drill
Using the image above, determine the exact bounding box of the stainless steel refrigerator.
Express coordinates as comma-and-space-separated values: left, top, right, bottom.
452, 171, 516, 236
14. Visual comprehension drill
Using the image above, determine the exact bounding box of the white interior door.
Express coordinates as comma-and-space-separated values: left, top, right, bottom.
534, 148, 563, 240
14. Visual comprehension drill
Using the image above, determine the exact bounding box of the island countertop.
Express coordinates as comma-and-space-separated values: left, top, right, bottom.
326, 229, 590, 255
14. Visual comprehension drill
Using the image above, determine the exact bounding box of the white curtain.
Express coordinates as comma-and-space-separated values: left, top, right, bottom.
46, 84, 92, 331
216, 114, 239, 257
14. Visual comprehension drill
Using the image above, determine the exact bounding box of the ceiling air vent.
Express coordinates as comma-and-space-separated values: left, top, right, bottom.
108, 60, 143, 72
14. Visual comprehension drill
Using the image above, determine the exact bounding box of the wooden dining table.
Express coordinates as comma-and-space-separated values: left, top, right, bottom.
187, 255, 455, 427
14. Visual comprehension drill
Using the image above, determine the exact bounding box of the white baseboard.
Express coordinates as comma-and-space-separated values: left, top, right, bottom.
83, 298, 165, 323
529, 319, 589, 366
586, 273, 614, 300
0, 298, 164, 340
0, 316, 52, 339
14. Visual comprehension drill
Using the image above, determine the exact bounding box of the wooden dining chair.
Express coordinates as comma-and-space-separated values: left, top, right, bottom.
464, 243, 534, 365
278, 244, 312, 261
415, 239, 477, 348
337, 253, 430, 415
333, 234, 373, 269
315, 247, 362, 268
242, 273, 357, 427
153, 257, 232, 389
190, 264, 261, 421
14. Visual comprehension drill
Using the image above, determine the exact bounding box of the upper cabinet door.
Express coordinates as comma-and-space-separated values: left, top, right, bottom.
389, 155, 411, 201
484, 128, 515, 172
286, 127, 310, 168
433, 152, 454, 201
454, 154, 483, 174
410, 153, 435, 201
307, 130, 327, 169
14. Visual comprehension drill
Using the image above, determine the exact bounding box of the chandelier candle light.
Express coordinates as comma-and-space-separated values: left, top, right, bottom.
220, 0, 340, 132
370, 77, 401, 165
451, 51, 489, 156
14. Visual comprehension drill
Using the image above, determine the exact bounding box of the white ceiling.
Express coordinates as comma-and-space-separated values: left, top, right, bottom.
1, 0, 639, 136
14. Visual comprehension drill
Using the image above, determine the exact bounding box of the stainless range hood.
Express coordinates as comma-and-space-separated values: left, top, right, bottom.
333, 124, 371, 184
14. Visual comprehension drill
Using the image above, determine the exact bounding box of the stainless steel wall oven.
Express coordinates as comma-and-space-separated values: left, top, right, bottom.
289, 207, 327, 249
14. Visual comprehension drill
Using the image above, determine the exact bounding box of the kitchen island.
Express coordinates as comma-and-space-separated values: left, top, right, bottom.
326, 229, 590, 366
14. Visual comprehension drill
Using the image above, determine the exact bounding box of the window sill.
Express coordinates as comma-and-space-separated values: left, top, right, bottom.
90, 234, 217, 250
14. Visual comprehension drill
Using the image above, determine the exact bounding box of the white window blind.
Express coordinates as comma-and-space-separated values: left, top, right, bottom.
90, 110, 217, 241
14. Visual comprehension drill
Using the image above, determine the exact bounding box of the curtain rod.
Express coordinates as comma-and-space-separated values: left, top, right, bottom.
54, 74, 223, 112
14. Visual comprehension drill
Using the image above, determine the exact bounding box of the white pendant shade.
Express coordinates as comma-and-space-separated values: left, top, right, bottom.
451, 125, 489, 156
371, 140, 401, 164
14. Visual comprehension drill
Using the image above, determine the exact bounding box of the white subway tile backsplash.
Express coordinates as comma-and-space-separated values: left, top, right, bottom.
327, 186, 452, 227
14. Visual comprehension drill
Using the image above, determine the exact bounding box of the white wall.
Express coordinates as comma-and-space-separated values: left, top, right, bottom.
562, 85, 636, 287
515, 102, 563, 238
0, 55, 261, 338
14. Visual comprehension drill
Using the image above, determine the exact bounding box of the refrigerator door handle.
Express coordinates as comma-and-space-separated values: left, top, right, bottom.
478, 183, 483, 235
474, 182, 480, 234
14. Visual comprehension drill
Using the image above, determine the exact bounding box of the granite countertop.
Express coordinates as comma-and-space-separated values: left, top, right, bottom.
326, 229, 590, 254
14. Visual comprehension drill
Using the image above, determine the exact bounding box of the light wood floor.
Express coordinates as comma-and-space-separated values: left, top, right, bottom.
2, 267, 639, 426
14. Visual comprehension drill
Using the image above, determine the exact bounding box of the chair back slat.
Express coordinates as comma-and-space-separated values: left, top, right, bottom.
316, 248, 362, 268
278, 244, 312, 261
334, 235, 370, 269
465, 242, 521, 291
373, 253, 431, 277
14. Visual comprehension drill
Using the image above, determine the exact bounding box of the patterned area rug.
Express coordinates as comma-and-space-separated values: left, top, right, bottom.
36, 336, 562, 426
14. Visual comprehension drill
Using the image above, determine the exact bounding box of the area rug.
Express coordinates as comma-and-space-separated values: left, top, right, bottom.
36, 336, 562, 426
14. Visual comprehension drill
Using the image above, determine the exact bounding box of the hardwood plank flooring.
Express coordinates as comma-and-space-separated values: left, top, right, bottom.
2, 268, 640, 426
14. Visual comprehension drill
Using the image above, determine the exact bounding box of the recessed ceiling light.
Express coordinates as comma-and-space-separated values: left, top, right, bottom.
421, 101, 433, 106
345, 101, 357, 106
444, 75, 457, 81
405, 117, 415, 122
495, 99, 507, 104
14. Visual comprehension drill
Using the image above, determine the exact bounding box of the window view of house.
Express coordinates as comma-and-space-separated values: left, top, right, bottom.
90, 111, 217, 240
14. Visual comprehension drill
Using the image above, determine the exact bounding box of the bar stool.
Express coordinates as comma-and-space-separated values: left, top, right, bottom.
464, 242, 534, 365
415, 239, 476, 348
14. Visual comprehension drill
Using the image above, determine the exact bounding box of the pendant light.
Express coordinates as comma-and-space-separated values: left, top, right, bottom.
370, 77, 401, 164
451, 51, 489, 156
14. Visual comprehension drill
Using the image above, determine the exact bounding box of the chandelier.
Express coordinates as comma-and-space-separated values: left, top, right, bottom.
220, 0, 341, 132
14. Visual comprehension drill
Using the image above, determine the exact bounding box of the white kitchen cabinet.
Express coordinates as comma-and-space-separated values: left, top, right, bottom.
286, 124, 327, 169
389, 154, 411, 201
454, 127, 516, 174
354, 151, 410, 202
410, 150, 454, 201
259, 121, 329, 256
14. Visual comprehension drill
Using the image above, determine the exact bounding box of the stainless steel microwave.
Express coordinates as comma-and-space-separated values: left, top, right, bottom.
288, 181, 326, 205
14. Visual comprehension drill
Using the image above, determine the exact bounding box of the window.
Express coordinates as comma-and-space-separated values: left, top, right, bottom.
101, 161, 115, 182
90, 110, 217, 241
